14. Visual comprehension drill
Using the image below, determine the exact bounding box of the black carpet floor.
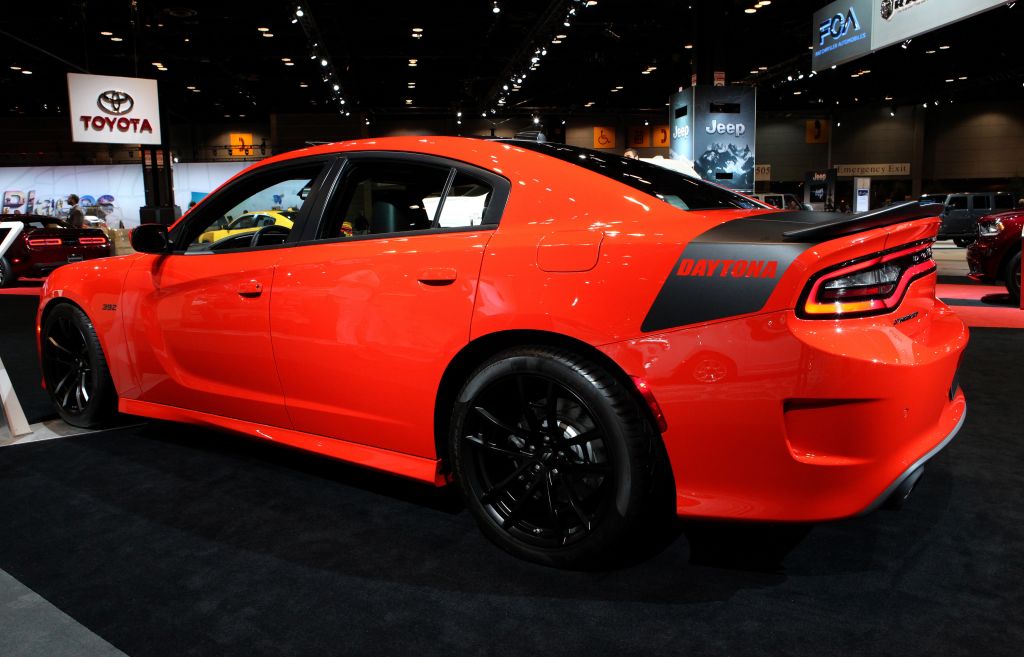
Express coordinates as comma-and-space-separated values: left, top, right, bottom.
0, 330, 1022, 656
0, 296, 54, 424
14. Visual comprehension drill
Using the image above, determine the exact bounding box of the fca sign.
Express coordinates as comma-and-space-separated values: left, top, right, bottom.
819, 7, 861, 46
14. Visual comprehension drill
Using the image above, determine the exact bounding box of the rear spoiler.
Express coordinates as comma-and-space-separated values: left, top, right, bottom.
780, 202, 944, 242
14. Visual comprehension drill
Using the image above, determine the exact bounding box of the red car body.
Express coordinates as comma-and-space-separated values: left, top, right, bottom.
967, 210, 1022, 302
0, 215, 111, 286
36, 138, 967, 562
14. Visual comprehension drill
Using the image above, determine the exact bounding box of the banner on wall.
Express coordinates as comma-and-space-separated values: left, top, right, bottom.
668, 89, 693, 163
855, 177, 872, 212
173, 162, 249, 212
0, 164, 147, 228
871, 0, 1005, 50
67, 73, 162, 145
689, 86, 757, 192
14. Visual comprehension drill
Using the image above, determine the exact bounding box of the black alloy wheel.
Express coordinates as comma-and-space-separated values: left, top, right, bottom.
41, 303, 117, 428
1007, 252, 1021, 304
0, 256, 12, 288
451, 346, 661, 568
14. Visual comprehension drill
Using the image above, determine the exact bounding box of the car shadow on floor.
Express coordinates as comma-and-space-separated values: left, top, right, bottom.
16, 418, 950, 606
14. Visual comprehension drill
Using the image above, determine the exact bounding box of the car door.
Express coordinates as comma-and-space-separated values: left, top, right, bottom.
270, 155, 509, 458
941, 195, 969, 235
121, 157, 333, 428
969, 194, 991, 222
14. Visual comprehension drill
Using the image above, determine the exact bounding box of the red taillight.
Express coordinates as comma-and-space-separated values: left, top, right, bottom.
800, 242, 936, 319
631, 376, 668, 433
78, 237, 108, 245
27, 238, 62, 247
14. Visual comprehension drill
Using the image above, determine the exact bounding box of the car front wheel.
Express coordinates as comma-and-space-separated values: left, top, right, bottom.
450, 346, 661, 568
0, 256, 14, 288
41, 303, 118, 428
1007, 252, 1021, 304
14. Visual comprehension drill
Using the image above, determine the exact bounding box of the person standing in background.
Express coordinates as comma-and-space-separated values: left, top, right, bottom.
67, 194, 85, 228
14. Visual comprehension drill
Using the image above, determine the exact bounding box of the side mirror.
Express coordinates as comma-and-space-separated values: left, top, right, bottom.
130, 223, 172, 254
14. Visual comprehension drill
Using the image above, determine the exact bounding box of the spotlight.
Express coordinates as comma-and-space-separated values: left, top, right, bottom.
492, 1, 500, 13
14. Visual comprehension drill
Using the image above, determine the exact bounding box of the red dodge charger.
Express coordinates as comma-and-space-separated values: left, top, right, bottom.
36, 138, 967, 567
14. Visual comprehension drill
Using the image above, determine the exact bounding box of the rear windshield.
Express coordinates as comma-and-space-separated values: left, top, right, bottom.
506, 141, 762, 211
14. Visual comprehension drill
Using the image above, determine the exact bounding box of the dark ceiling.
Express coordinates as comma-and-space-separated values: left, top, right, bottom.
1, 1, 1022, 125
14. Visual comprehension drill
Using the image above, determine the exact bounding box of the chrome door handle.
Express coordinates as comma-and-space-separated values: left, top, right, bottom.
237, 281, 263, 297
417, 268, 457, 286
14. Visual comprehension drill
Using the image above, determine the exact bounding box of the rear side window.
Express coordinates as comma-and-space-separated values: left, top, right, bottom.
947, 196, 968, 210
435, 172, 492, 228
994, 195, 1013, 210
318, 160, 497, 240
507, 141, 761, 211
971, 195, 990, 210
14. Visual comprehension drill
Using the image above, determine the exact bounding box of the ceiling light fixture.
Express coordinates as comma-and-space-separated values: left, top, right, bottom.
493, 2, 501, 14
257, 27, 269, 32
320, 58, 328, 66
110, 37, 123, 42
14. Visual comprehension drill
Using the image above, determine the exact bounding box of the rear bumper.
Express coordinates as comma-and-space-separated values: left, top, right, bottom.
860, 404, 965, 514
600, 280, 969, 522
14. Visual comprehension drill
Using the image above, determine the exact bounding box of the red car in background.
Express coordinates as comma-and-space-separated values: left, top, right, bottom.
0, 215, 112, 287
967, 210, 1022, 303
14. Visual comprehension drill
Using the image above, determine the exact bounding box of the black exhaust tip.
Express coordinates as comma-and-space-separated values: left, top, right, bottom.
883, 465, 925, 510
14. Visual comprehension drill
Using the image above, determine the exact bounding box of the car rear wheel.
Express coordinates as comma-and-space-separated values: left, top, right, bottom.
41, 303, 118, 428
0, 256, 14, 288
1006, 252, 1021, 304
450, 346, 661, 568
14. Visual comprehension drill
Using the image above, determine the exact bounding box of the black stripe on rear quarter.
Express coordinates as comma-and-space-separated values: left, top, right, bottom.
640, 237, 810, 333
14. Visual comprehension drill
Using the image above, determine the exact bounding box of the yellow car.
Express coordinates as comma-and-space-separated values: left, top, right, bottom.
196, 210, 296, 244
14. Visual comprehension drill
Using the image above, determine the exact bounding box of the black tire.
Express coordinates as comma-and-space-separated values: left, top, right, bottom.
953, 237, 973, 248
1006, 251, 1021, 304
40, 303, 118, 428
0, 256, 14, 288
449, 346, 661, 569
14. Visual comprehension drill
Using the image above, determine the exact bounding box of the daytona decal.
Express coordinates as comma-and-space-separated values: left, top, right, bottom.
641, 218, 814, 333
676, 258, 778, 278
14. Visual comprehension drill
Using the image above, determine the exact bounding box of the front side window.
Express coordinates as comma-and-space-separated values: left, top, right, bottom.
178, 162, 323, 252
946, 196, 968, 210
971, 195, 990, 210
994, 194, 1013, 210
